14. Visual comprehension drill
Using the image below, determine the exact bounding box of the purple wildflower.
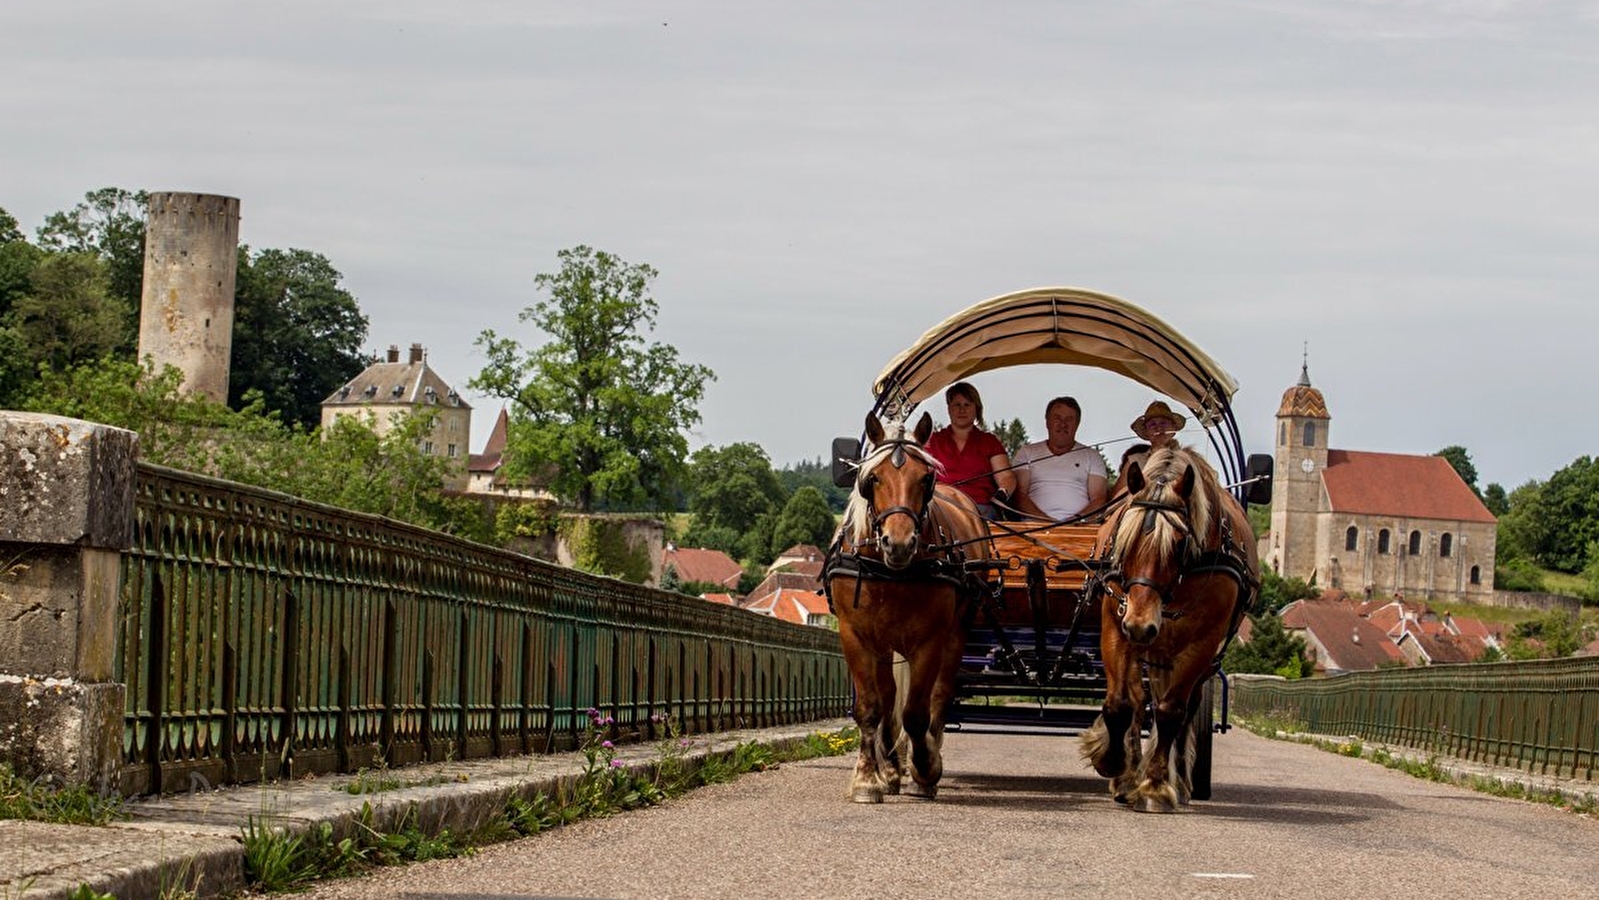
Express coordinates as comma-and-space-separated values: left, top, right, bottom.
610, 759, 625, 768
601, 740, 614, 749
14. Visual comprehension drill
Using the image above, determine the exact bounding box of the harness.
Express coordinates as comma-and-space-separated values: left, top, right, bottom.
1090, 486, 1260, 669
821, 438, 992, 611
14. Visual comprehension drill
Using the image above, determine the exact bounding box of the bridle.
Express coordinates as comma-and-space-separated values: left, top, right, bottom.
857, 438, 938, 551
1098, 481, 1194, 620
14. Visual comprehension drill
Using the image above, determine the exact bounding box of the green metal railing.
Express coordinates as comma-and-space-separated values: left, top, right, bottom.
1231, 660, 1599, 782
115, 463, 850, 795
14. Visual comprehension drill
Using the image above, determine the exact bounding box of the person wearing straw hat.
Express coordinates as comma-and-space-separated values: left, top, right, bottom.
1120, 400, 1186, 480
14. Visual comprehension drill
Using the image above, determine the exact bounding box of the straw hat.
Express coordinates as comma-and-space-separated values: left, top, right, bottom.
1131, 400, 1186, 440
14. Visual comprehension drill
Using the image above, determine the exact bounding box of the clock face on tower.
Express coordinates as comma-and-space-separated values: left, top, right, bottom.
1300, 458, 1315, 473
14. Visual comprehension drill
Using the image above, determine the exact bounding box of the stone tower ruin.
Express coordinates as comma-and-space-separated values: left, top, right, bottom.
137, 192, 241, 402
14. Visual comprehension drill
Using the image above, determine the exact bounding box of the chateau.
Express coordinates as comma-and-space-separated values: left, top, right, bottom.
1268, 365, 1496, 602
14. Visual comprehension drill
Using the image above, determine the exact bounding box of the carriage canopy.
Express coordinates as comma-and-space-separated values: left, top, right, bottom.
871, 287, 1239, 426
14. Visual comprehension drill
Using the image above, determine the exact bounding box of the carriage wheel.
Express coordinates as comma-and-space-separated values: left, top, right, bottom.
1189, 678, 1216, 801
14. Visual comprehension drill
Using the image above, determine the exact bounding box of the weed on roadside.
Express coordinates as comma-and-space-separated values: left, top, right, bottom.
0, 764, 124, 826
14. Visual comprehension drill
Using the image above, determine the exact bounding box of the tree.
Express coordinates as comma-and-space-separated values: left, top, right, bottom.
1435, 445, 1481, 497
1223, 612, 1313, 678
1483, 482, 1509, 517
230, 246, 370, 429
471, 246, 714, 511
0, 252, 131, 382
687, 443, 787, 534
1497, 458, 1599, 573
36, 188, 149, 316
1255, 564, 1318, 615
769, 486, 837, 556
777, 456, 849, 513
992, 417, 1029, 457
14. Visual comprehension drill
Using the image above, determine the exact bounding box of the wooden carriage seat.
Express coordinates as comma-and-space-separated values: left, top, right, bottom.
987, 523, 1102, 592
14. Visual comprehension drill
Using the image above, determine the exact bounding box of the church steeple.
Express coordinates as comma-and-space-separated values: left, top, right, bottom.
1272, 352, 1331, 582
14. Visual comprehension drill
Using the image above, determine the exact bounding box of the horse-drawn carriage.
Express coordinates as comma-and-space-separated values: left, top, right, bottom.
824, 288, 1274, 811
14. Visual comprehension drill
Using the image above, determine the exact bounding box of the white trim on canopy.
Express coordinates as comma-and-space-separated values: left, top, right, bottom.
871, 287, 1239, 424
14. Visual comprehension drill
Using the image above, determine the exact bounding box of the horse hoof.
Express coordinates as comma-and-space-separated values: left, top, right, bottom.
883, 779, 901, 796
904, 781, 938, 800
851, 787, 885, 804
1129, 792, 1179, 814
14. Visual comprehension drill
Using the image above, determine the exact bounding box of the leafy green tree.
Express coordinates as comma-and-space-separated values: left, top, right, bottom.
777, 457, 849, 513
471, 246, 713, 511
230, 246, 370, 429
738, 510, 780, 566
1504, 611, 1588, 659
1, 253, 132, 384
36, 188, 149, 316
0, 208, 40, 315
992, 417, 1029, 457
768, 486, 836, 556
1435, 445, 1481, 497
1498, 458, 1599, 573
1482, 482, 1509, 517
1223, 612, 1313, 678
1255, 564, 1318, 615
686, 443, 787, 534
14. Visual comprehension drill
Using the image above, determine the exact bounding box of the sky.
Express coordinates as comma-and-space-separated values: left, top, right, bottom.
4, 0, 1596, 491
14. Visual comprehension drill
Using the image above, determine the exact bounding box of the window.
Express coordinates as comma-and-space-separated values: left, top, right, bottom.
447, 443, 458, 458
1279, 422, 1286, 446
1408, 530, 1421, 556
1470, 565, 1481, 585
1440, 533, 1452, 557
1378, 529, 1390, 554
1302, 422, 1316, 447
1345, 526, 1358, 552
424, 440, 434, 455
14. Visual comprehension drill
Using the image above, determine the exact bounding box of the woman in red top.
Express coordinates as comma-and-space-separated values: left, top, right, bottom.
922, 382, 1017, 519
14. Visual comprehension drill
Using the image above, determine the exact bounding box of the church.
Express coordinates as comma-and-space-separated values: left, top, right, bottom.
1268, 364, 1497, 602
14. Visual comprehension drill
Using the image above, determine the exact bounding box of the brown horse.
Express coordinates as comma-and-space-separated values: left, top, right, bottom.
824, 411, 993, 803
1080, 445, 1259, 812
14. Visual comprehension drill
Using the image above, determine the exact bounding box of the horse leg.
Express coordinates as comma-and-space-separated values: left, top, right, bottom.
1081, 604, 1145, 802
875, 655, 903, 795
1128, 655, 1213, 813
839, 624, 889, 804
902, 626, 962, 800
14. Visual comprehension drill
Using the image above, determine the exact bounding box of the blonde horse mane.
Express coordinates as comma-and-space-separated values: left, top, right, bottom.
1110, 445, 1223, 569
840, 419, 943, 544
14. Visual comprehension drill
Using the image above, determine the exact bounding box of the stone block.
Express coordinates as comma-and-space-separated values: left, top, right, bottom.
0, 676, 125, 792
0, 412, 137, 550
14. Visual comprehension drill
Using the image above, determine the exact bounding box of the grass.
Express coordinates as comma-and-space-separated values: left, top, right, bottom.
237, 719, 861, 894
1237, 714, 1599, 816
0, 763, 124, 826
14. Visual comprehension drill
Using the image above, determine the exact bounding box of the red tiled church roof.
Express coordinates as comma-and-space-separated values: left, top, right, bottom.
1321, 450, 1496, 524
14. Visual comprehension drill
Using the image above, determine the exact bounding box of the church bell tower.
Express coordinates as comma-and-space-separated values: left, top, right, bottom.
1270, 357, 1330, 581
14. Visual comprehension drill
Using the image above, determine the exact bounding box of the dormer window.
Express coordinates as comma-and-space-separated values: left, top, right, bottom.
391, 385, 403, 398
425, 386, 438, 404
447, 390, 460, 406
338, 386, 351, 400
363, 385, 377, 398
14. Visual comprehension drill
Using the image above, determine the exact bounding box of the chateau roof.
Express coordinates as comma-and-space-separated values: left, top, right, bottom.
324, 344, 469, 412
468, 409, 509, 474
1322, 450, 1497, 524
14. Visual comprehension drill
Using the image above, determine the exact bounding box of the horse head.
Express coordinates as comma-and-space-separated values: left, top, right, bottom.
847, 411, 938, 569
1103, 447, 1210, 644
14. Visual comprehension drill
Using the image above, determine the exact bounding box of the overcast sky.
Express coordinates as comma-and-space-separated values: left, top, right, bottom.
5, 0, 1595, 490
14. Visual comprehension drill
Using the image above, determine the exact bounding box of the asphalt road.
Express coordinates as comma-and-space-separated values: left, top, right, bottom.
295, 727, 1599, 900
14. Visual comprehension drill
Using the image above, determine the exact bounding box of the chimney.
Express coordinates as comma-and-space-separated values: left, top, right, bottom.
409, 343, 425, 364
387, 344, 400, 363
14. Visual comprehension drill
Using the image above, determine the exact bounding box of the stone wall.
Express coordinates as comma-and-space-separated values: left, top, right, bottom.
0, 413, 137, 790
1483, 591, 1583, 617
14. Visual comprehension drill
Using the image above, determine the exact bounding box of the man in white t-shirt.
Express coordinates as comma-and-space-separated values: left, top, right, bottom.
1013, 396, 1109, 521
